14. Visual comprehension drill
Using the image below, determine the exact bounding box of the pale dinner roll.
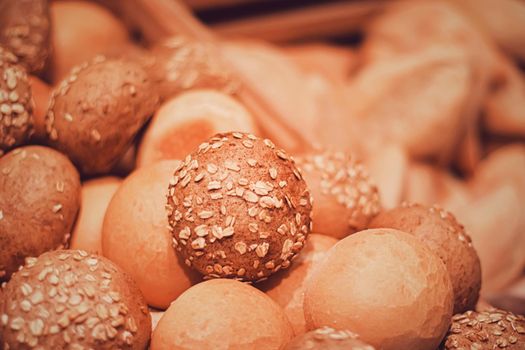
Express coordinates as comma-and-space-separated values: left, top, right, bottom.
49, 1, 129, 83
369, 203, 482, 313
259, 233, 338, 334
284, 327, 375, 350
70, 177, 121, 254
150, 279, 294, 350
304, 228, 454, 350
102, 160, 200, 309
136, 89, 258, 168
294, 150, 381, 239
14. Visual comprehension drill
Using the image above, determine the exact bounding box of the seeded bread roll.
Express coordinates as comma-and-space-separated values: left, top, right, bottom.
0, 146, 80, 283
441, 308, 525, 349
151, 36, 239, 101
45, 56, 160, 175
151, 279, 293, 350
167, 132, 313, 282
284, 327, 376, 350
369, 203, 482, 313
294, 150, 381, 239
0, 0, 50, 73
0, 249, 151, 349
0, 47, 33, 155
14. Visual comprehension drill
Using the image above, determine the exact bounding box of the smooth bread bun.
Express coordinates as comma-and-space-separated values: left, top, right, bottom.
369, 203, 482, 313
304, 228, 454, 350
70, 177, 122, 254
151, 279, 294, 350
102, 160, 200, 309
294, 150, 381, 239
259, 233, 338, 334
284, 327, 375, 350
167, 132, 313, 282
0, 146, 80, 283
137, 89, 258, 168
0, 249, 151, 349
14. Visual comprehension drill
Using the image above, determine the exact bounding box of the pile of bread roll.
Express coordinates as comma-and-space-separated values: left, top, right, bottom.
1, 0, 524, 349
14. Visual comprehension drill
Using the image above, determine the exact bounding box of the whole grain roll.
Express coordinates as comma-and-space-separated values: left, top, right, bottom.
0, 249, 151, 349
0, 47, 33, 154
45, 56, 159, 175
0, 146, 80, 283
167, 132, 313, 282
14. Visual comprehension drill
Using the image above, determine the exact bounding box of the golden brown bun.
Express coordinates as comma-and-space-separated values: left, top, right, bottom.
28, 75, 50, 141
70, 177, 121, 254
0, 0, 50, 73
0, 249, 151, 349
102, 160, 200, 309
304, 228, 454, 350
136, 89, 258, 168
441, 308, 525, 349
284, 327, 375, 350
150, 279, 294, 350
0, 146, 80, 282
46, 56, 160, 175
294, 150, 380, 239
0, 47, 33, 154
150, 36, 239, 102
49, 1, 129, 83
259, 233, 338, 334
167, 132, 313, 282
369, 203, 482, 313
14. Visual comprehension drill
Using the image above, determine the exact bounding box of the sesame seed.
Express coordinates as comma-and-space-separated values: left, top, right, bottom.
207, 181, 221, 190
91, 129, 101, 141
269, 168, 277, 179
0, 210, 3, 220
63, 113, 73, 122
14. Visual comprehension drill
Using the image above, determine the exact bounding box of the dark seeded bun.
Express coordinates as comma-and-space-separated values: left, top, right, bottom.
294, 150, 381, 239
0, 0, 51, 73
0, 47, 33, 154
0, 249, 151, 349
167, 132, 313, 282
284, 327, 376, 350
0, 146, 80, 283
45, 56, 159, 175
441, 308, 525, 349
369, 203, 482, 313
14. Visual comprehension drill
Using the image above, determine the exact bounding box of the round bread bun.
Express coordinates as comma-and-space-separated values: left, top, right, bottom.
259, 233, 337, 334
369, 203, 482, 313
294, 150, 381, 239
0, 146, 81, 283
441, 308, 525, 349
304, 228, 454, 350
151, 36, 239, 101
49, 1, 129, 83
45, 56, 160, 175
150, 278, 294, 350
70, 177, 121, 254
137, 89, 258, 168
28, 75, 51, 141
102, 160, 200, 309
0, 0, 50, 73
0, 47, 33, 154
284, 327, 375, 350
167, 132, 313, 282
0, 249, 151, 349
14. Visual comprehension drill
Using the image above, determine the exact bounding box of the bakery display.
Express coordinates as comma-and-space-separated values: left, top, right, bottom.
1, 1, 524, 349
